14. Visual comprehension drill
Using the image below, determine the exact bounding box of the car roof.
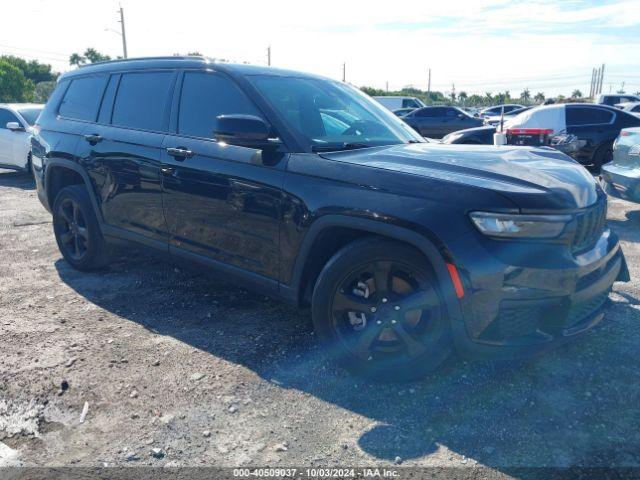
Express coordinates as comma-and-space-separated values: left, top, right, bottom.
59, 56, 328, 82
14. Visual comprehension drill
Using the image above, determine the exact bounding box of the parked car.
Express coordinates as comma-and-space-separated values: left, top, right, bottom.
444, 103, 640, 169
392, 107, 417, 117
596, 94, 640, 107
483, 106, 532, 126
0, 103, 43, 172
601, 127, 640, 202
373, 96, 426, 111
401, 106, 484, 138
615, 101, 640, 115
479, 104, 524, 117
32, 57, 628, 380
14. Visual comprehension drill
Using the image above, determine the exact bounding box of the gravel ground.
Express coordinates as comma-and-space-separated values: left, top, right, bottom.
0, 168, 639, 475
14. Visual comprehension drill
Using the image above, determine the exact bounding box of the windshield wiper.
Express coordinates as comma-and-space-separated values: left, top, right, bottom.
311, 142, 373, 152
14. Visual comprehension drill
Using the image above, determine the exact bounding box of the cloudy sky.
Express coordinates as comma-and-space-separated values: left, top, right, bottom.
4, 0, 640, 97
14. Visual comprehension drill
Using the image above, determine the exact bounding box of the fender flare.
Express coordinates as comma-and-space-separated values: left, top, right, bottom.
44, 158, 105, 225
285, 215, 464, 324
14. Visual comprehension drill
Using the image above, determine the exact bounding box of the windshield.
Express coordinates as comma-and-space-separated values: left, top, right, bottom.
249, 75, 424, 151
17, 108, 42, 126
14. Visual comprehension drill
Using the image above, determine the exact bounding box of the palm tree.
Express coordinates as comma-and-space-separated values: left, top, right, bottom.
520, 88, 531, 104
534, 92, 545, 103
69, 53, 86, 67
458, 91, 468, 106
571, 89, 583, 99
485, 92, 493, 105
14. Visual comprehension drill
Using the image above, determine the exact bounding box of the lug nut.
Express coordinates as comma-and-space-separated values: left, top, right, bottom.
382, 298, 388, 303
370, 307, 377, 313
394, 306, 400, 311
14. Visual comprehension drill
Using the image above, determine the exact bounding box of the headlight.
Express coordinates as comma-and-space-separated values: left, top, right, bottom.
469, 212, 571, 238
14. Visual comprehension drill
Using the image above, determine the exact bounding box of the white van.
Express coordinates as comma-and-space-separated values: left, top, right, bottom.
373, 96, 426, 111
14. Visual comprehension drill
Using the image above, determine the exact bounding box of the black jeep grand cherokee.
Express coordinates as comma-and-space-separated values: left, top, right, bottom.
32, 57, 629, 380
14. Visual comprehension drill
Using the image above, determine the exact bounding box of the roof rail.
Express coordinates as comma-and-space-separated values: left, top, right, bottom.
80, 55, 209, 68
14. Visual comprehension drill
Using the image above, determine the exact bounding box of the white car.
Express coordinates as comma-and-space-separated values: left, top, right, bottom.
614, 101, 640, 116
372, 96, 426, 111
0, 103, 43, 172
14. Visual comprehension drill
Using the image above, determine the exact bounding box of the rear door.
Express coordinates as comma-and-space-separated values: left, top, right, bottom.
160, 70, 284, 280
77, 70, 176, 246
566, 105, 617, 161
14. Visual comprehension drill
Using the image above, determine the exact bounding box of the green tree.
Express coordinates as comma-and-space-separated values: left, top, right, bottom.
468, 94, 484, 106
0, 60, 35, 102
534, 92, 545, 103
33, 80, 57, 103
520, 88, 531, 103
69, 48, 112, 67
0, 56, 57, 84
571, 89, 583, 99
484, 92, 493, 105
458, 91, 468, 105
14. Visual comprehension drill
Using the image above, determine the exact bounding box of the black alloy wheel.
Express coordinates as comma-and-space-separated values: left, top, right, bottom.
56, 197, 89, 261
312, 238, 452, 380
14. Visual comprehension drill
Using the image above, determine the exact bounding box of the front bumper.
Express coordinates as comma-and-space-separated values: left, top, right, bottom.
446, 227, 628, 360
601, 164, 640, 203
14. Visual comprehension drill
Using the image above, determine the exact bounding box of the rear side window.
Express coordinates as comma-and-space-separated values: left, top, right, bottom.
58, 75, 108, 121
112, 72, 174, 131
178, 72, 262, 139
416, 108, 439, 118
566, 107, 614, 126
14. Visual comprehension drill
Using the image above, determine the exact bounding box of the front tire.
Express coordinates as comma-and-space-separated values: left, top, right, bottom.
311, 237, 452, 381
52, 184, 110, 271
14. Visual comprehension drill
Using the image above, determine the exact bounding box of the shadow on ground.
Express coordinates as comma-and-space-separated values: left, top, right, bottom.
53, 244, 640, 471
0, 169, 35, 190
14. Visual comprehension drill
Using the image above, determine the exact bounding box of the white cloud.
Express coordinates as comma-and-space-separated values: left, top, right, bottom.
2, 0, 639, 96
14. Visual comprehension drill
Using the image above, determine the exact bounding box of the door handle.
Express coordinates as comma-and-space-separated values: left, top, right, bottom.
84, 134, 102, 144
166, 147, 194, 159
161, 166, 175, 175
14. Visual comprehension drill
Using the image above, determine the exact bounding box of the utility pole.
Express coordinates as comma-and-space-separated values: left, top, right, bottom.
427, 68, 431, 97
118, 5, 128, 59
598, 64, 605, 95
589, 68, 596, 99
386, 81, 388, 92
342, 62, 346, 82
267, 45, 271, 66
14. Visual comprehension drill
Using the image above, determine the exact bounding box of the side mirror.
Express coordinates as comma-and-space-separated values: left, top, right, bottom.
214, 114, 275, 148
6, 121, 24, 132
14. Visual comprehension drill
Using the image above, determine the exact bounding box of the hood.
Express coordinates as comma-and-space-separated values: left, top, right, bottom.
319, 142, 601, 210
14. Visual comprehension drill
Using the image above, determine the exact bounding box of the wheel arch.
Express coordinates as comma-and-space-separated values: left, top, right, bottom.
283, 215, 463, 323
45, 159, 104, 224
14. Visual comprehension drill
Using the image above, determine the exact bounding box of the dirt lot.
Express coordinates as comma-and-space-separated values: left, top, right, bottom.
0, 168, 639, 475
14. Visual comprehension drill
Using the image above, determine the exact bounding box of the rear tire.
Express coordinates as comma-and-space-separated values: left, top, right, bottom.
52, 184, 110, 271
311, 237, 452, 381
591, 141, 614, 171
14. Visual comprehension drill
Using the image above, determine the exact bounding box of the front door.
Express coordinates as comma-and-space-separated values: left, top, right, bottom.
0, 108, 23, 167
161, 71, 284, 280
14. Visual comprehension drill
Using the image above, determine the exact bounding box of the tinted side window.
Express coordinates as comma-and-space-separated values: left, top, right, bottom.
112, 72, 174, 131
445, 108, 458, 117
566, 107, 614, 126
632, 105, 640, 113
403, 99, 419, 108
416, 108, 437, 118
58, 75, 108, 121
178, 72, 262, 139
0, 109, 20, 129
